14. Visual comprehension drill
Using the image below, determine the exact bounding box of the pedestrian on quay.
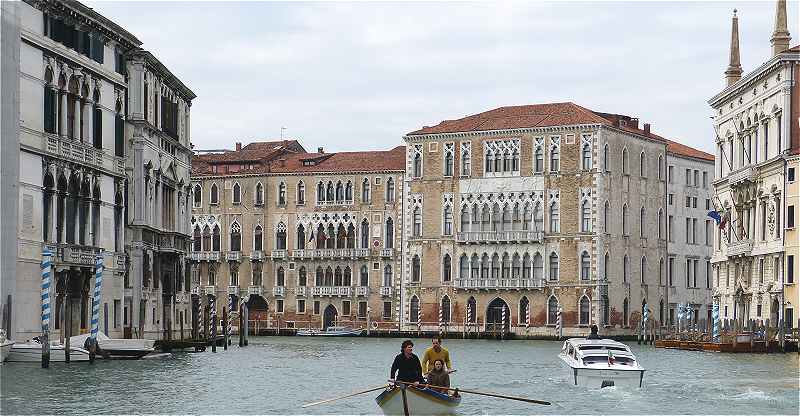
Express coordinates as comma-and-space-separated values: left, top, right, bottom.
587, 324, 601, 340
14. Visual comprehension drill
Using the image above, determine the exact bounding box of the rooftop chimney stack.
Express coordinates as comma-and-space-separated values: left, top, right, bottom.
235, 142, 242, 152
770, 0, 791, 56
318, 147, 324, 154
725, 9, 743, 86
644, 123, 651, 135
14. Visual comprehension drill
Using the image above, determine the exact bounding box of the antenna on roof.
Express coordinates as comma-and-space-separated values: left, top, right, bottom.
281, 127, 287, 140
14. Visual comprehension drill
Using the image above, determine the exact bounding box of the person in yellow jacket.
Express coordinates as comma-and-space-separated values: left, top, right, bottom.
421, 337, 455, 375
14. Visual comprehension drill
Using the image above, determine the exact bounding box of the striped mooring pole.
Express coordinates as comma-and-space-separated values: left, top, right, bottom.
210, 296, 217, 353
525, 303, 530, 329
41, 250, 53, 368
417, 304, 422, 333
88, 253, 104, 362
556, 307, 563, 339
712, 303, 720, 343
641, 303, 649, 344
438, 304, 443, 336
228, 294, 234, 346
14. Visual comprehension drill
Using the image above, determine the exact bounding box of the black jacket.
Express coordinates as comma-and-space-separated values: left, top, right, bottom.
390, 352, 424, 383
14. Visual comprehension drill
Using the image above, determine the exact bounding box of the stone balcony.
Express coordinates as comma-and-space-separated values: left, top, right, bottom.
272, 286, 285, 297
453, 278, 543, 290
289, 248, 369, 259
203, 285, 216, 295
727, 240, 753, 257
251, 251, 265, 261
271, 250, 287, 260
190, 251, 220, 262
315, 200, 354, 207
355, 286, 370, 297
380, 286, 393, 297
228, 285, 239, 296
728, 166, 756, 186
456, 230, 544, 244
45, 134, 125, 175
247, 285, 262, 297
311, 286, 352, 297
380, 248, 394, 257
296, 286, 307, 297
226, 251, 242, 262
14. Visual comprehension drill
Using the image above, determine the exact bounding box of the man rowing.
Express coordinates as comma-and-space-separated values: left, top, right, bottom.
421, 337, 455, 375
390, 340, 425, 385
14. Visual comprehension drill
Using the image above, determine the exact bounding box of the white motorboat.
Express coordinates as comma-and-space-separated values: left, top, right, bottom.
6, 337, 90, 362
1, 329, 14, 362
558, 338, 645, 388
69, 332, 155, 359
296, 326, 365, 337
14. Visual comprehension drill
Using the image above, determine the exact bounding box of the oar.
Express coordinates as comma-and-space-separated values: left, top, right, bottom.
301, 384, 389, 408
390, 380, 551, 406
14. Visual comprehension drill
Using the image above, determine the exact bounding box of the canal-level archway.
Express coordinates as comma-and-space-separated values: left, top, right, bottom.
485, 297, 510, 333
247, 295, 269, 324
323, 304, 338, 330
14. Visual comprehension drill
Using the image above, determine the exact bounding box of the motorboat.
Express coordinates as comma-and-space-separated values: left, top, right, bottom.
375, 384, 461, 415
296, 326, 365, 337
6, 337, 90, 362
558, 338, 645, 388
0, 329, 14, 362
69, 332, 155, 359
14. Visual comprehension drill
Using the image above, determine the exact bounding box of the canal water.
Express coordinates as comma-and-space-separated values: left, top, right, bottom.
1, 337, 798, 414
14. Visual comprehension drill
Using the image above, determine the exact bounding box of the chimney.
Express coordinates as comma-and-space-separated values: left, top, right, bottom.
770, 0, 791, 56
318, 147, 324, 154
283, 139, 288, 147
630, 117, 639, 129
725, 9, 743, 86
644, 123, 651, 135
235, 142, 242, 152
279, 158, 286, 167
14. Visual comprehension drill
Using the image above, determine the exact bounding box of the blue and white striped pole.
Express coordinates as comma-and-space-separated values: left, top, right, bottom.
556, 307, 563, 339
712, 303, 720, 343
642, 303, 649, 343
90, 253, 104, 340
41, 250, 53, 368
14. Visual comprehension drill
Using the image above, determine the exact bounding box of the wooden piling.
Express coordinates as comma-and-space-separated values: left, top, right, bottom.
103, 303, 109, 336
222, 307, 228, 351
202, 306, 209, 352
41, 330, 50, 368
749, 319, 755, 351
180, 313, 185, 341
211, 312, 217, 353
238, 301, 244, 347
779, 319, 785, 352
64, 297, 72, 364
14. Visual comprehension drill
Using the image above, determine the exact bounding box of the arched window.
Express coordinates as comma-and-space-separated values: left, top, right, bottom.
413, 153, 422, 178
41, 172, 53, 242
297, 181, 305, 205
622, 147, 629, 174
326, 224, 335, 249
343, 266, 352, 286
641, 256, 647, 284
549, 202, 559, 233
460, 205, 470, 232
210, 183, 218, 205
467, 296, 477, 323
623, 255, 629, 282
296, 225, 306, 249
334, 267, 343, 286
385, 177, 395, 202
254, 225, 263, 252
459, 254, 469, 279
658, 155, 664, 180
444, 149, 454, 177
659, 299, 664, 324
658, 209, 664, 239
639, 151, 646, 177
581, 143, 591, 170
203, 225, 212, 251
480, 253, 489, 278
604, 252, 610, 281
512, 253, 521, 278
255, 183, 264, 205
298, 267, 307, 287
336, 224, 346, 249
335, 181, 344, 202
579, 296, 590, 325
276, 267, 285, 287
471, 254, 479, 278
410, 296, 420, 322
326, 182, 334, 202
534, 146, 544, 173
485, 150, 494, 173
549, 144, 560, 172
193, 226, 201, 251
603, 143, 609, 172
623, 298, 629, 327
501, 205, 511, 231
581, 251, 590, 280
442, 254, 452, 282
533, 203, 543, 232
360, 265, 369, 286
640, 207, 646, 237
532, 253, 543, 282
361, 178, 370, 202
345, 181, 353, 202
659, 258, 664, 286
519, 296, 530, 325
547, 296, 559, 325
316, 182, 324, 203
232, 182, 241, 204
440, 296, 451, 323
412, 255, 421, 282
442, 205, 453, 236
360, 219, 369, 248
549, 253, 559, 281
491, 253, 500, 278
383, 264, 392, 287
275, 222, 287, 250
193, 184, 201, 208
315, 267, 323, 286
461, 146, 471, 176
252, 262, 262, 286
385, 217, 394, 248
622, 204, 629, 235
603, 201, 610, 233
413, 207, 422, 237
230, 222, 241, 252
581, 200, 591, 232
277, 182, 286, 205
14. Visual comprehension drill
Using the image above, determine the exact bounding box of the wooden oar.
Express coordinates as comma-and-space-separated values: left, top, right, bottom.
390, 379, 551, 406
301, 384, 389, 408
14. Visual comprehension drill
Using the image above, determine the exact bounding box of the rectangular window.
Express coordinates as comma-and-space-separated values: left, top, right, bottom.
705, 220, 711, 245
383, 301, 392, 320
314, 301, 320, 315
668, 165, 674, 183
686, 168, 691, 186
706, 199, 710, 210
788, 167, 796, 182
788, 255, 794, 284
276, 299, 284, 313
358, 301, 367, 319
702, 171, 708, 188
668, 194, 673, 205
113, 299, 120, 328
668, 257, 674, 286
693, 170, 699, 187
685, 196, 691, 208
668, 215, 674, 242
692, 197, 697, 209
686, 259, 692, 288
686, 218, 691, 244
342, 300, 351, 316
788, 205, 795, 228
692, 218, 697, 244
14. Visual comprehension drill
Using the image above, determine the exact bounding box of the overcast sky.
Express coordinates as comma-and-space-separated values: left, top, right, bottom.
85, 0, 799, 154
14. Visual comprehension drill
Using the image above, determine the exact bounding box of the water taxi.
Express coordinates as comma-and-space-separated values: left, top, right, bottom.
296, 326, 364, 336
558, 338, 645, 388
70, 332, 155, 359
375, 384, 461, 415
6, 337, 90, 362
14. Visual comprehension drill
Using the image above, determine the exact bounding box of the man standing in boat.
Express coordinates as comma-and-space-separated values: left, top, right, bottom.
390, 340, 425, 385
421, 337, 454, 375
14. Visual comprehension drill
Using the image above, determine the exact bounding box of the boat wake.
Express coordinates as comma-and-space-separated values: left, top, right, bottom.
731, 388, 774, 402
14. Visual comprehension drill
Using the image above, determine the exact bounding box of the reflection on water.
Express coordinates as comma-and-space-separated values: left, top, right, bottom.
1, 337, 798, 415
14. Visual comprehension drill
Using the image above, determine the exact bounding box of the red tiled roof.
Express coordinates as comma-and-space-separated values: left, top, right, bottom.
786, 45, 799, 52
407, 102, 612, 135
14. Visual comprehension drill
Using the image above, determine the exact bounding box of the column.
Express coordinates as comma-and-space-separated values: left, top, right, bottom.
73, 98, 80, 141
59, 91, 67, 137
84, 101, 93, 144
782, 86, 791, 153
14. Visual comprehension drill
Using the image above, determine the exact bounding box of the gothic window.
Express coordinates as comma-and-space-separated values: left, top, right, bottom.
336, 224, 347, 248
471, 254, 480, 278
549, 137, 560, 172
549, 202, 560, 233
345, 181, 353, 202
326, 224, 335, 249
640, 152, 647, 177
232, 182, 241, 204
193, 184, 201, 208
255, 183, 264, 206
276, 182, 285, 206
547, 296, 559, 325
484, 139, 520, 175
581, 251, 590, 280
460, 142, 471, 176
210, 183, 218, 205
622, 204, 629, 235
442, 254, 451, 282
193, 226, 201, 251
491, 253, 500, 279
459, 254, 469, 279
385, 217, 394, 248
317, 182, 324, 203
252, 262, 263, 286
581, 200, 591, 232
385, 177, 395, 202
460, 205, 470, 232
603, 143, 609, 172
549, 252, 559, 281
512, 253, 521, 278
658, 155, 664, 180
622, 147, 629, 175
443, 143, 454, 177
361, 178, 370, 203
534, 140, 544, 173
603, 201, 610, 233
443, 205, 453, 236
604, 252, 610, 281
295, 225, 305, 249
581, 143, 591, 170
230, 221, 241, 252
412, 145, 423, 178
641, 256, 647, 284
412, 255, 421, 282
481, 253, 490, 278
579, 296, 590, 325
254, 225, 263, 252
640, 207, 646, 237
360, 219, 369, 248
383, 264, 392, 287
315, 267, 323, 286
346, 223, 355, 248
533, 203, 543, 231
202, 225, 211, 251
360, 265, 369, 286
658, 208, 664, 239
343, 266, 352, 286
413, 207, 422, 237
623, 255, 629, 282
297, 180, 305, 205
298, 266, 307, 287
334, 267, 342, 286
276, 267, 285, 287
327, 182, 335, 202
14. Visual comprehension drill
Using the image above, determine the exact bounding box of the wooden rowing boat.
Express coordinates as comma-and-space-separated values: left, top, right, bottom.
375, 384, 461, 415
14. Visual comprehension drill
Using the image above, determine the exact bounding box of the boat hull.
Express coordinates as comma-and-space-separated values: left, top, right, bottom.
375, 385, 460, 415
296, 329, 364, 336
6, 343, 90, 362
560, 357, 644, 388
69, 334, 155, 359
1, 341, 14, 362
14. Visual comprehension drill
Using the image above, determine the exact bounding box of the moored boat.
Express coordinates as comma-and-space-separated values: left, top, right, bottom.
558, 338, 645, 388
69, 332, 155, 359
0, 330, 14, 362
375, 384, 461, 415
296, 326, 364, 337
6, 337, 90, 362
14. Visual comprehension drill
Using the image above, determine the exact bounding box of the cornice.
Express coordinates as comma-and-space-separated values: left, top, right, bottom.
709, 52, 799, 107
403, 123, 604, 142
191, 169, 406, 181
26, 0, 142, 49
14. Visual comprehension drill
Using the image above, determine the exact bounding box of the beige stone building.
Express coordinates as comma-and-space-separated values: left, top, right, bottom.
401, 103, 713, 336
190, 141, 406, 330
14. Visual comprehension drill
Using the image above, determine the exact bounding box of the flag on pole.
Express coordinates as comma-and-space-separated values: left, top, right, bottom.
707, 211, 722, 224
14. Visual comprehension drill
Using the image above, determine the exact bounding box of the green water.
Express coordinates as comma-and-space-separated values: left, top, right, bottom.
1, 337, 798, 414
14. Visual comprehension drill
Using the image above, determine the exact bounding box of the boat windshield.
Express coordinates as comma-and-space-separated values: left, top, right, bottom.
582, 356, 636, 366
578, 345, 628, 352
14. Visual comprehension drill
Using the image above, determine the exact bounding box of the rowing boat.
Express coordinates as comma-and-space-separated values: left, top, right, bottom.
375, 384, 460, 415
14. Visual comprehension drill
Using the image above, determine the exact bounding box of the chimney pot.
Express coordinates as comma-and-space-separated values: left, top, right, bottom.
235, 142, 242, 152
644, 123, 651, 134
630, 118, 639, 129
318, 147, 324, 154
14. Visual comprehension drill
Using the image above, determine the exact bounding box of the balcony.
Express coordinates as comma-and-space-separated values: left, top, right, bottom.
247, 286, 263, 297
291, 249, 309, 259
453, 278, 543, 290
45, 135, 123, 175
380, 248, 394, 257
226, 251, 241, 262
203, 285, 216, 295
311, 286, 352, 297
316, 200, 354, 207
356, 286, 370, 297
727, 240, 753, 257
296, 286, 307, 297
380, 286, 393, 297
191, 286, 201, 296
272, 286, 285, 297
190, 251, 220, 262
728, 166, 756, 186
456, 230, 544, 244
354, 248, 370, 258
271, 250, 287, 260
251, 251, 265, 261
228, 285, 239, 296
57, 244, 102, 266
